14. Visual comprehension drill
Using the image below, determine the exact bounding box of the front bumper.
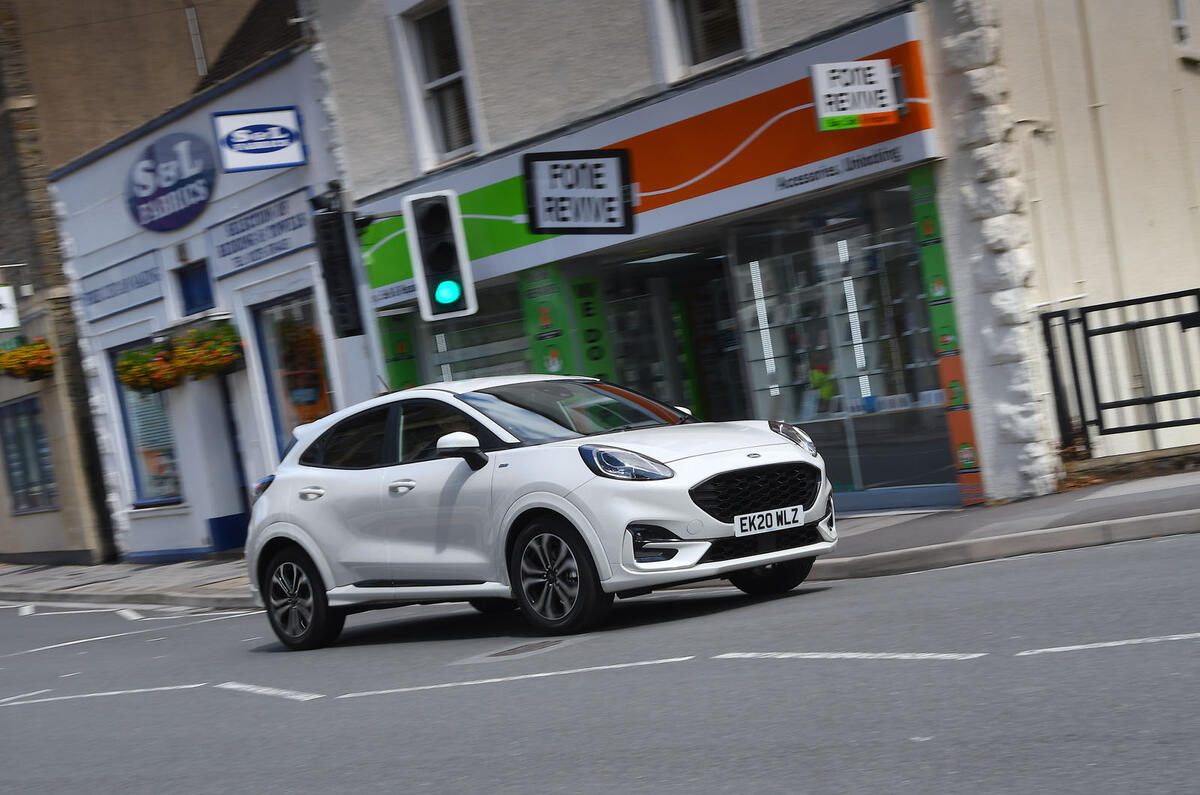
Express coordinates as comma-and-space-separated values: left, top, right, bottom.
567, 442, 837, 593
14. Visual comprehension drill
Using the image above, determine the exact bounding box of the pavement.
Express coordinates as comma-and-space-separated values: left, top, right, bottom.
2, 468, 1198, 609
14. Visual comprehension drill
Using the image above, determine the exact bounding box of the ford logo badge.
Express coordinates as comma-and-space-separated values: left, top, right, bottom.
224, 124, 296, 154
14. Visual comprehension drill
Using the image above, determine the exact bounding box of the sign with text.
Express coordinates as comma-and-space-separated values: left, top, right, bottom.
0, 285, 18, 329
126, 132, 215, 232
212, 107, 307, 172
211, 190, 313, 278
811, 60, 899, 131
522, 150, 633, 234
80, 251, 162, 322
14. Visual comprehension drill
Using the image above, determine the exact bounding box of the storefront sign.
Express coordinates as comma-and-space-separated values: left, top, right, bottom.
211, 190, 313, 278
126, 132, 215, 232
811, 60, 899, 131
80, 251, 162, 322
570, 277, 614, 381
523, 150, 633, 234
212, 107, 307, 172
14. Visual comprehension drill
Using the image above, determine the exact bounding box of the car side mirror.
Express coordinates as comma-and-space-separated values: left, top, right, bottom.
436, 431, 489, 471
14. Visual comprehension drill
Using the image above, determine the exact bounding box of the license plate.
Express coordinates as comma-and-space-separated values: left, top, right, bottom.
733, 505, 806, 536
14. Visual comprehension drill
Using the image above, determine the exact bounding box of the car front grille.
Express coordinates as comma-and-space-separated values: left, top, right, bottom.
689, 463, 822, 523
698, 524, 825, 564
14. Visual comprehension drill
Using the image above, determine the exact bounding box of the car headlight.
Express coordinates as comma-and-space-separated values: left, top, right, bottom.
769, 420, 818, 456
579, 445, 674, 481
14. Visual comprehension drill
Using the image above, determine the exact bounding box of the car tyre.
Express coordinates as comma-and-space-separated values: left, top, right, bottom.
263, 548, 340, 650
468, 598, 519, 614
727, 557, 814, 596
509, 518, 612, 635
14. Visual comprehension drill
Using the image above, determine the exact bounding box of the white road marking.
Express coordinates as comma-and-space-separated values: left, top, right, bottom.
1016, 632, 1200, 656
5, 611, 264, 657
59, 672, 81, 678
716, 652, 988, 661
26, 608, 115, 617
145, 637, 166, 643
240, 637, 263, 642
910, 737, 933, 742
18, 605, 34, 616
0, 683, 208, 708
0, 689, 52, 704
214, 682, 324, 702
338, 656, 697, 699
117, 609, 143, 621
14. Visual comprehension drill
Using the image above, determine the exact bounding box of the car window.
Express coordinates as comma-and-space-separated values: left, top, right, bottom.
398, 399, 497, 464
457, 380, 692, 443
313, 406, 393, 469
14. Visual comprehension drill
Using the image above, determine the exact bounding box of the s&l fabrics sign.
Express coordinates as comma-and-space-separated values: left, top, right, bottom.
210, 189, 313, 278
212, 107, 307, 172
126, 132, 216, 231
811, 60, 899, 131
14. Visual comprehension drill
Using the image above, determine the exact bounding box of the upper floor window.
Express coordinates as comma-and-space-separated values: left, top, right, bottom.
408, 3, 475, 160
676, 0, 744, 67
176, 259, 214, 316
1172, 0, 1191, 47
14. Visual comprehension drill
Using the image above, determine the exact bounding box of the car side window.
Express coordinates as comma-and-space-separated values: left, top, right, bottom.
398, 399, 498, 464
309, 406, 394, 469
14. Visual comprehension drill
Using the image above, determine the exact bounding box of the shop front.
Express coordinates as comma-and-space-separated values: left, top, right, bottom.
358, 12, 980, 509
50, 51, 379, 559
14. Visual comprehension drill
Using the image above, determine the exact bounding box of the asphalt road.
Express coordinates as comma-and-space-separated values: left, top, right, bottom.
3, 534, 1199, 794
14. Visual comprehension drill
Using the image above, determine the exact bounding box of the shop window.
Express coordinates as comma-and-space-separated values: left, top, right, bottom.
0, 397, 58, 513
255, 292, 332, 458
176, 259, 214, 316
429, 284, 528, 380
401, 2, 476, 164
114, 380, 182, 506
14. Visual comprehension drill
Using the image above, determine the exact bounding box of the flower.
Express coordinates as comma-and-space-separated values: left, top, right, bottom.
115, 323, 244, 392
0, 338, 55, 381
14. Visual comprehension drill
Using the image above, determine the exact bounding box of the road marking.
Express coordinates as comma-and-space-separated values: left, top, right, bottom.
338, 656, 697, 699
25, 608, 115, 617
214, 682, 324, 702
0, 689, 52, 704
911, 737, 933, 742
145, 637, 166, 643
0, 683, 208, 708
59, 672, 81, 678
117, 609, 143, 621
240, 637, 263, 642
1016, 632, 1200, 656
18, 605, 34, 616
5, 611, 264, 657
715, 652, 988, 661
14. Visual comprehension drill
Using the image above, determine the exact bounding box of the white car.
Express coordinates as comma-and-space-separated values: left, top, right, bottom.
246, 375, 836, 649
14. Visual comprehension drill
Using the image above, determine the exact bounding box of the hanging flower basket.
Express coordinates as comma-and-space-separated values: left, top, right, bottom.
0, 338, 55, 381
115, 323, 245, 393
172, 323, 245, 380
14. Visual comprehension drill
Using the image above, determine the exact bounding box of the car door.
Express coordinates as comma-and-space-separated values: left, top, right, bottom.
377, 398, 499, 584
290, 404, 397, 585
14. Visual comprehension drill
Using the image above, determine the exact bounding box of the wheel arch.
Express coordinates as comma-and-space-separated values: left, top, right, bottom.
499, 494, 614, 583
252, 524, 338, 595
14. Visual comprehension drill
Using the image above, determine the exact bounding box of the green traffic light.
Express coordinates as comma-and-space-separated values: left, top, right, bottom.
434, 279, 463, 305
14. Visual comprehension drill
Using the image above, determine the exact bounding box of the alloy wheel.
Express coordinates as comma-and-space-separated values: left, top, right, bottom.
518, 532, 580, 621
268, 561, 314, 639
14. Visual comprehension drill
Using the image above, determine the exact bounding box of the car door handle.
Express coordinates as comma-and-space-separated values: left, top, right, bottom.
298, 486, 325, 501
388, 479, 417, 495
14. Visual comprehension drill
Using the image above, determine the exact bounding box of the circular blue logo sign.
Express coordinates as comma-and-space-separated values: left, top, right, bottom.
126, 132, 215, 232
224, 124, 297, 154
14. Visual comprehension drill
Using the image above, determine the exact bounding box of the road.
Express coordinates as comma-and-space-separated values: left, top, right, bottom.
2, 534, 1198, 794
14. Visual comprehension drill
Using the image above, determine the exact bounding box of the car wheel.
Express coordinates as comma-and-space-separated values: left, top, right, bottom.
263, 548, 340, 650
727, 557, 815, 596
468, 598, 519, 614
509, 519, 612, 634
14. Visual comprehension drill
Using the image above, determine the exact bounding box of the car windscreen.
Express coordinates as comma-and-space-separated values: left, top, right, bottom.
457, 381, 692, 444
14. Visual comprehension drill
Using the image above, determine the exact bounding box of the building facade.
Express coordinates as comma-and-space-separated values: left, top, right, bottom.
49, 47, 382, 560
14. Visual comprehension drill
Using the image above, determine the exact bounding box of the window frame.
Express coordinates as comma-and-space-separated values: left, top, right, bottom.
175, 258, 215, 316
389, 0, 484, 171
109, 344, 184, 508
647, 0, 752, 84
1172, 0, 1192, 48
0, 396, 59, 514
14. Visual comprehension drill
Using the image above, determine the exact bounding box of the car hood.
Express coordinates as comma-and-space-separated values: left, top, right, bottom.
568, 420, 796, 464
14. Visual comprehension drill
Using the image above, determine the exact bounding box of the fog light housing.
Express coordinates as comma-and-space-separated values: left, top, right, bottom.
629, 525, 680, 563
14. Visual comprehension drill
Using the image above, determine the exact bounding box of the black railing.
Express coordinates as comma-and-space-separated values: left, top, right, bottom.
1041, 288, 1200, 455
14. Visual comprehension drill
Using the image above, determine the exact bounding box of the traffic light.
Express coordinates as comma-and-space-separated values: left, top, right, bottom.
403, 190, 477, 322
312, 210, 364, 338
